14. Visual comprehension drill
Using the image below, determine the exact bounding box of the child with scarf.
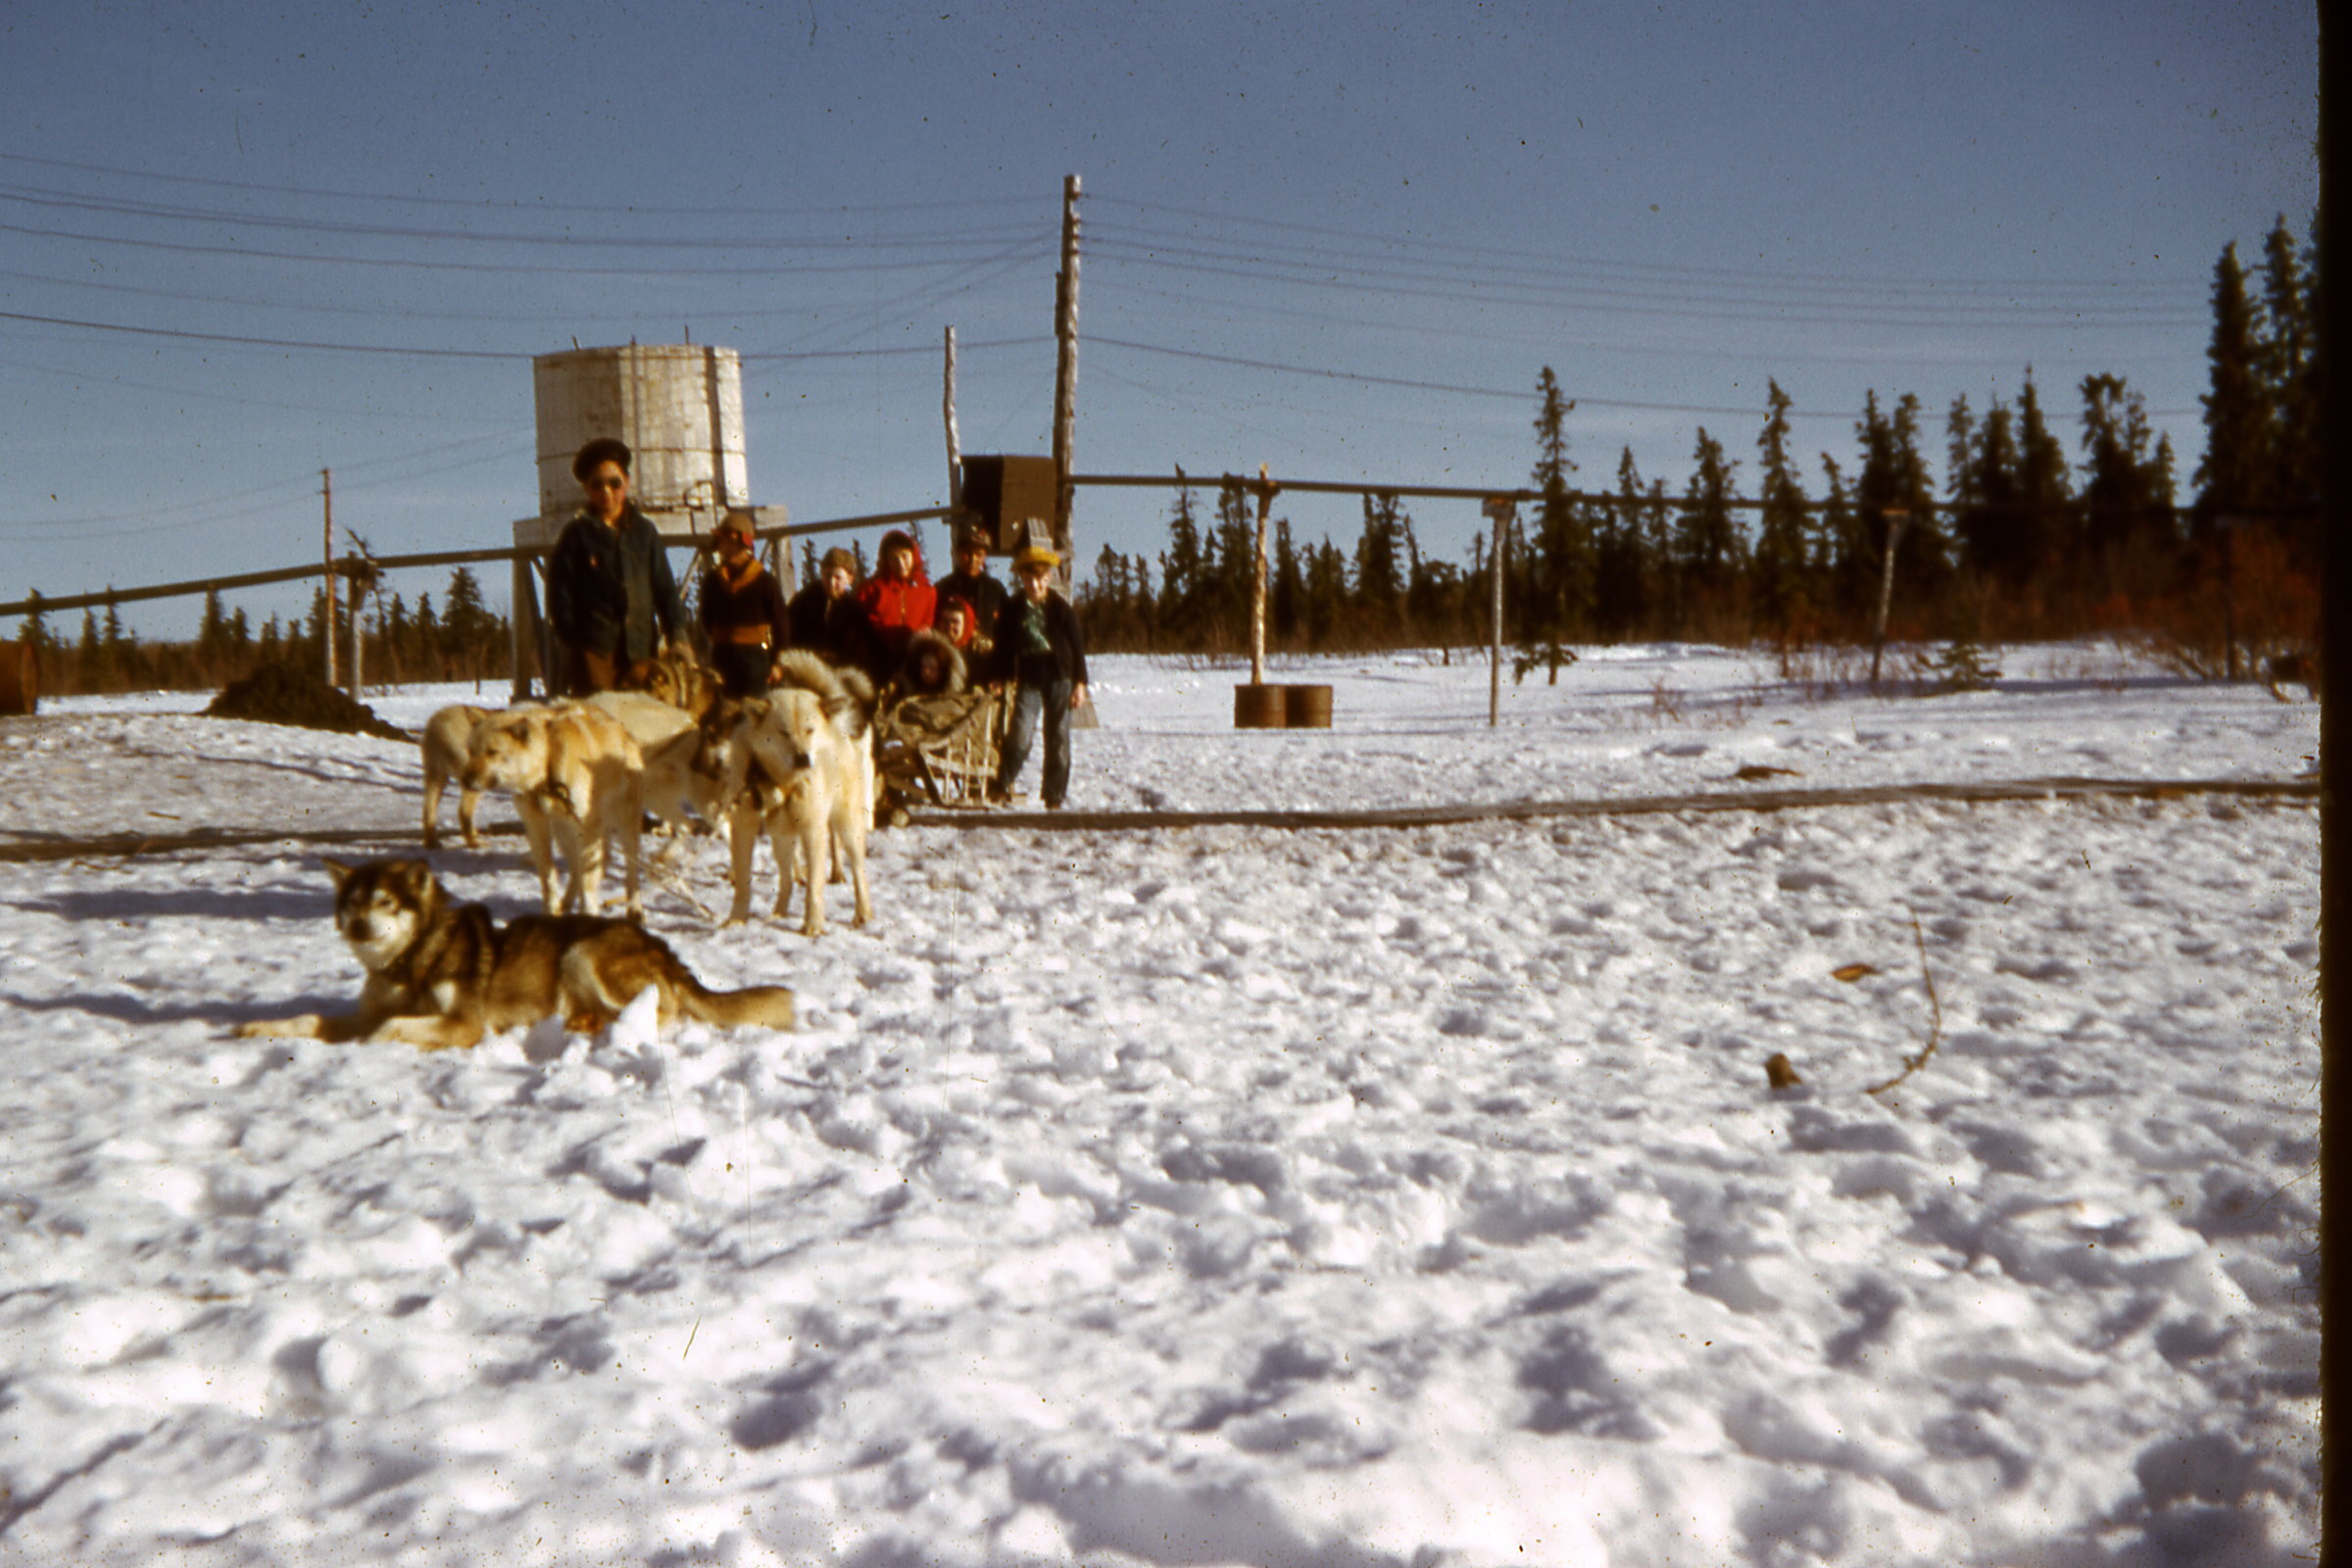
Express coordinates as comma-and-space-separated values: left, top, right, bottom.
697, 514, 790, 698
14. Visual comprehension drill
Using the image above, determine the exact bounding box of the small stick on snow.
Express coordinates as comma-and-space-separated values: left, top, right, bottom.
1864, 914, 1942, 1099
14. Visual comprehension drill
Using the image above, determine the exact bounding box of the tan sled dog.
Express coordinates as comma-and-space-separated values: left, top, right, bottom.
461, 703, 646, 919
236, 858, 793, 1050
419, 703, 492, 849
719, 684, 872, 937
582, 689, 723, 834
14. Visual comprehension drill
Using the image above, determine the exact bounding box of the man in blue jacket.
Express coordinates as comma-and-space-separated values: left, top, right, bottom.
546, 437, 686, 695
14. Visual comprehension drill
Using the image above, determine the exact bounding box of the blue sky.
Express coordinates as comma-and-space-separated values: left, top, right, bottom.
0, 0, 2319, 636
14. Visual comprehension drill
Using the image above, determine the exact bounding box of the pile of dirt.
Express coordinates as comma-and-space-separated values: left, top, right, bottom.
205, 664, 411, 743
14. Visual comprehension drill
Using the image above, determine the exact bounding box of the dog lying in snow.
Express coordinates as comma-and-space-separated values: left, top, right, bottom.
460, 702, 646, 919
235, 858, 793, 1049
418, 703, 493, 849
715, 653, 874, 936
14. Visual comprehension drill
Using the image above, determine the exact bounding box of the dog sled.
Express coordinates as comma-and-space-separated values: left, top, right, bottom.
873, 685, 1010, 817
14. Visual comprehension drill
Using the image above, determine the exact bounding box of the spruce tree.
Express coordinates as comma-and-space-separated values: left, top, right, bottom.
2195, 241, 2271, 538
1303, 537, 1348, 650
1509, 370, 1588, 669
2015, 370, 2074, 572
198, 589, 226, 662
2256, 218, 2319, 553
1817, 454, 1866, 626
1592, 449, 1651, 642
1157, 475, 1204, 645
1750, 380, 1811, 639
2079, 373, 2177, 563
443, 568, 499, 674
1676, 428, 1742, 631
1354, 493, 1406, 624
1272, 518, 1302, 645
1953, 397, 2027, 581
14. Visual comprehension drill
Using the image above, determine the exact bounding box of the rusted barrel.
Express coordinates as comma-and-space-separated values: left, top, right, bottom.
0, 643, 34, 716
1284, 683, 1333, 728
1233, 683, 1287, 729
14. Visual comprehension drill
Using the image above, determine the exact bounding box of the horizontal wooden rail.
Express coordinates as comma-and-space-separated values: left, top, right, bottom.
0, 774, 2314, 864
1072, 472, 2319, 522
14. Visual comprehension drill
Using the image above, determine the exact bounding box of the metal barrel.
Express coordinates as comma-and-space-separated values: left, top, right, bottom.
1283, 683, 1333, 728
1233, 683, 1288, 729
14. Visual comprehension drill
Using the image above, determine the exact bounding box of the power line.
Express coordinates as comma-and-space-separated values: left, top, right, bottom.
1084, 241, 2204, 330
1090, 192, 2203, 296
0, 219, 1056, 278
0, 150, 1046, 220
0, 304, 1043, 365
1089, 334, 2199, 421
1096, 278, 2192, 371
0, 182, 1043, 253
0, 351, 494, 421
0, 429, 531, 540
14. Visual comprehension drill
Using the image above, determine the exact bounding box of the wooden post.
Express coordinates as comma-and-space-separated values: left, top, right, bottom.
1869, 507, 1909, 688
2220, 514, 2242, 680
1483, 497, 1513, 727
344, 559, 366, 699
944, 325, 963, 515
1250, 465, 1275, 687
1050, 173, 1081, 574
511, 558, 539, 702
321, 468, 339, 688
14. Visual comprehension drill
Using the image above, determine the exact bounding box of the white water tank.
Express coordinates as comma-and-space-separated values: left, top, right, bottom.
523, 344, 750, 546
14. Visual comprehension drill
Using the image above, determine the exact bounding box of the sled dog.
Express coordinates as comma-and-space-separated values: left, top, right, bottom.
642, 646, 724, 722
461, 703, 646, 919
419, 703, 493, 850
771, 649, 879, 837
582, 689, 718, 833
719, 681, 872, 937
235, 858, 793, 1050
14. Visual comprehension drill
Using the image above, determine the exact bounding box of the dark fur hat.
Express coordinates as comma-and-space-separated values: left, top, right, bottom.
572, 436, 632, 481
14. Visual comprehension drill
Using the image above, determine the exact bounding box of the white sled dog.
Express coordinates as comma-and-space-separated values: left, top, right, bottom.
719, 657, 873, 937
461, 703, 646, 919
419, 703, 492, 849
582, 689, 725, 834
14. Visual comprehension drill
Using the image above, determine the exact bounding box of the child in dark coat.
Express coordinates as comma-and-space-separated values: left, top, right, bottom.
984, 545, 1088, 810
697, 514, 790, 698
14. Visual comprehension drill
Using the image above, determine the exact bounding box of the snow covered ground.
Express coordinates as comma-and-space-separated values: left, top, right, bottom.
0, 644, 2320, 1567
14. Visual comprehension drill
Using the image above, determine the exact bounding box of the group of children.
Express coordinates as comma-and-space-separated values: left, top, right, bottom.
727, 521, 1088, 810
548, 437, 1089, 809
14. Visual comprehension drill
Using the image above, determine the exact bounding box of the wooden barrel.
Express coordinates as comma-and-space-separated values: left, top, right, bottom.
1233, 683, 1287, 729
1284, 683, 1333, 728
0, 643, 34, 716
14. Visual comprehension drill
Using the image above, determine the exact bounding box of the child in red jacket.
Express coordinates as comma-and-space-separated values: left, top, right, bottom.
855, 529, 936, 683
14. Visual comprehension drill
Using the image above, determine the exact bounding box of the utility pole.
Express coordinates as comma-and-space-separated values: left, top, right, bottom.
1483, 497, 1514, 727
346, 563, 365, 699
321, 468, 339, 688
1869, 507, 1909, 688
1051, 173, 1081, 576
943, 325, 963, 518
1249, 465, 1276, 687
